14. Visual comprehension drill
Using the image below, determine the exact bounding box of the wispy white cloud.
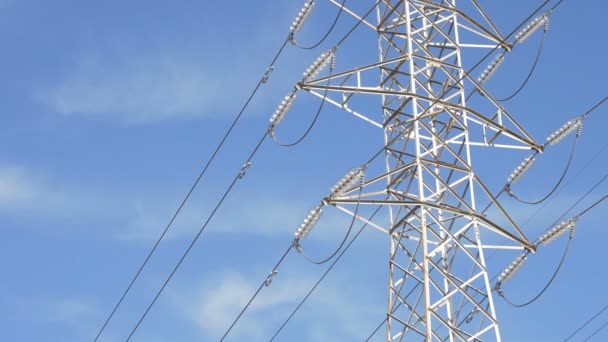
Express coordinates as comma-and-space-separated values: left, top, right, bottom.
48, 298, 99, 324
0, 165, 121, 224
171, 269, 383, 340
118, 194, 358, 242
37, 55, 235, 123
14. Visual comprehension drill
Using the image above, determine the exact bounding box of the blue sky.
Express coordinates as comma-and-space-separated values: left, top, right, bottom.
0, 0, 606, 341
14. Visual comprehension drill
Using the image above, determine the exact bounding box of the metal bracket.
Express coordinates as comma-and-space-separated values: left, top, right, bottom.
264, 270, 278, 287
238, 162, 252, 179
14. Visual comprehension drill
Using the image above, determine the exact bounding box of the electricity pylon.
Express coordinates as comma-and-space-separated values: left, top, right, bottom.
299, 1, 544, 340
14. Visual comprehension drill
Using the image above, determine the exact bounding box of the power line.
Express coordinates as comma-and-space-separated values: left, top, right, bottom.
583, 320, 608, 341
290, 0, 346, 50
219, 244, 294, 341
268, 205, 383, 341
92, 36, 291, 342
563, 303, 608, 341
508, 131, 579, 205
219, 188, 363, 340
125, 132, 269, 341
496, 25, 547, 102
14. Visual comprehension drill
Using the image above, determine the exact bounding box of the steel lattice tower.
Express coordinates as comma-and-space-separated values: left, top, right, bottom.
299, 1, 545, 341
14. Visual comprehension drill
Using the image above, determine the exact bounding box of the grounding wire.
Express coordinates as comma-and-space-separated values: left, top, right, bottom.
583, 320, 608, 342
92, 37, 291, 342
125, 132, 269, 342
297, 187, 363, 265
271, 64, 334, 147
268, 204, 383, 341
496, 28, 547, 102
290, 0, 347, 50
563, 303, 608, 341
218, 244, 294, 341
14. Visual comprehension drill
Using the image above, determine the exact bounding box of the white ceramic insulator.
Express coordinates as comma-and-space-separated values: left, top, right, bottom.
478, 52, 505, 84
546, 119, 581, 146
294, 205, 323, 241
330, 167, 364, 197
290, 0, 315, 33
539, 219, 576, 246
498, 253, 527, 283
303, 50, 334, 82
507, 154, 536, 185
515, 15, 546, 43
270, 92, 297, 127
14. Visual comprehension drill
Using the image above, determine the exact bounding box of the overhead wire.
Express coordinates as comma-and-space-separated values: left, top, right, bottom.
290, 0, 347, 50
218, 191, 365, 341
508, 131, 578, 205
92, 36, 291, 342
506, 96, 607, 205
563, 303, 608, 341
218, 244, 294, 341
496, 25, 547, 102
268, 205, 383, 341
125, 131, 270, 341
270, 62, 334, 147
583, 321, 608, 342
495, 175, 607, 307
296, 187, 363, 265
121, 2, 388, 338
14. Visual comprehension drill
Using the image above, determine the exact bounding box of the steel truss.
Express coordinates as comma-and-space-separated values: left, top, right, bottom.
300, 1, 543, 341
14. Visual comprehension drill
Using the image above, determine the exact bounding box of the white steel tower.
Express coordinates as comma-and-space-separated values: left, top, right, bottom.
299, 1, 546, 340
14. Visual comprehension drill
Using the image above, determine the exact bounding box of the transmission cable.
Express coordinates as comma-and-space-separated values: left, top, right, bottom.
495, 177, 607, 307
297, 187, 363, 265
520, 139, 608, 229
496, 26, 547, 102
583, 321, 608, 342
268, 205, 383, 341
218, 244, 294, 341
219, 188, 363, 340
92, 36, 291, 342
506, 96, 606, 205
508, 133, 578, 205
563, 303, 608, 341
290, 0, 346, 50
270, 63, 334, 147
125, 132, 269, 341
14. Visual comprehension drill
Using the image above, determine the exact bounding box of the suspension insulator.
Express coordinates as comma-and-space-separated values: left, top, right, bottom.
290, 0, 315, 34
269, 92, 297, 127
303, 50, 334, 82
545, 119, 582, 146
498, 253, 528, 284
478, 52, 505, 85
514, 15, 547, 44
507, 154, 536, 185
330, 166, 365, 197
294, 205, 323, 241
538, 218, 577, 246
